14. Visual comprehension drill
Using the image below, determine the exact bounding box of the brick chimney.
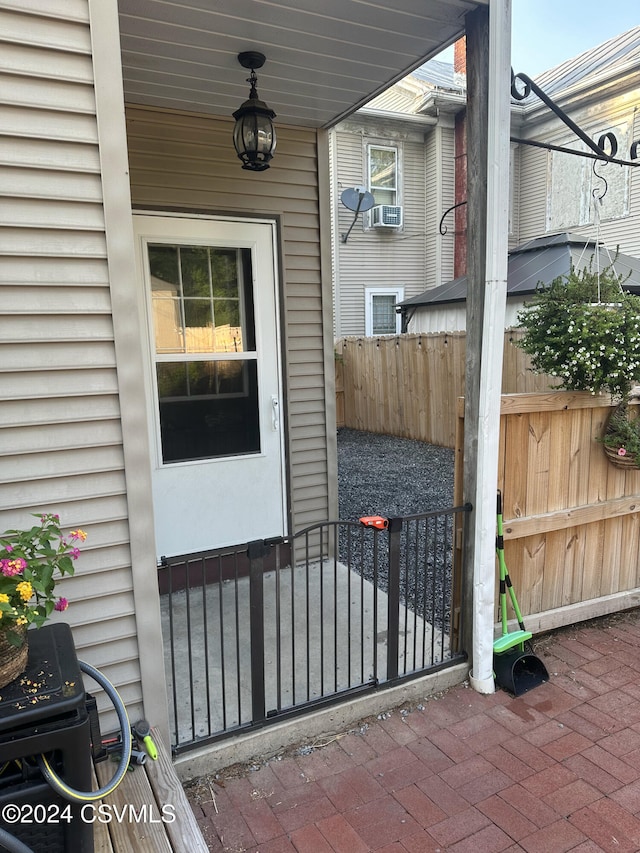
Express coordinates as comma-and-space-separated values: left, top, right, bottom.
453, 36, 467, 84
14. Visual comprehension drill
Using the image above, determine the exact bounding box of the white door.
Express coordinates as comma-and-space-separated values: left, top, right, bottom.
134, 214, 286, 558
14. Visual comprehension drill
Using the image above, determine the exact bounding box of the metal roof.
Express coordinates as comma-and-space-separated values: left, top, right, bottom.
412, 59, 461, 90
398, 232, 640, 310
519, 26, 640, 102
376, 25, 640, 121
116, 0, 487, 129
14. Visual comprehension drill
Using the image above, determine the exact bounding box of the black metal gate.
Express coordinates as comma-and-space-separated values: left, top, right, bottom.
160, 504, 470, 754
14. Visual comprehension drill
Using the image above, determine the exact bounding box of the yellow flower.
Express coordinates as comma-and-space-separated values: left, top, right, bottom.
16, 616, 28, 625
16, 581, 33, 602
70, 529, 87, 542
0, 593, 8, 603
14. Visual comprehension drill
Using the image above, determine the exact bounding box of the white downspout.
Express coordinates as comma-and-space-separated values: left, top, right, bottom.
469, 0, 512, 693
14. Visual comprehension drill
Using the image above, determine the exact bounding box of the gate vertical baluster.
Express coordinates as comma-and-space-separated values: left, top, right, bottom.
411, 519, 419, 670
386, 518, 402, 682
305, 532, 311, 701
291, 538, 296, 706
359, 525, 365, 683
233, 550, 241, 725
275, 542, 282, 712
248, 540, 267, 724
185, 559, 196, 742
372, 528, 379, 683
201, 555, 212, 735
320, 524, 325, 697
165, 558, 179, 745
333, 523, 339, 694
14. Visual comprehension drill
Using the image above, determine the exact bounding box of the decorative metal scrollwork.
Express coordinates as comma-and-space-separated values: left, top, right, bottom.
510, 70, 640, 168
439, 200, 467, 235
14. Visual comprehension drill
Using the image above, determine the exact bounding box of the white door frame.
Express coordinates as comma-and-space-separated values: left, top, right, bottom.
133, 211, 288, 557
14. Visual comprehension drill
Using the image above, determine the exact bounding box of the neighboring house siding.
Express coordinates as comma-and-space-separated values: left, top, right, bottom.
333, 124, 364, 335
125, 106, 332, 531
425, 123, 456, 290
332, 116, 432, 337
517, 92, 640, 255
509, 143, 521, 248
0, 2, 143, 716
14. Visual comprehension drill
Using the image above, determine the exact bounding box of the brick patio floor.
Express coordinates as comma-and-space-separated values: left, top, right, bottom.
188, 610, 640, 852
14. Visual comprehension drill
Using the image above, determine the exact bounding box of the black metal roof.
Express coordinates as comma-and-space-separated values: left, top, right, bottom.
398, 232, 640, 311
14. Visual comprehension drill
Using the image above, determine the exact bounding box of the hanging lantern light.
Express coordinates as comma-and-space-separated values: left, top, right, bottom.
232, 52, 277, 172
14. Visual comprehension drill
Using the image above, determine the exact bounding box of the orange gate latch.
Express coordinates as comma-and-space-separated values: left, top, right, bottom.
359, 515, 389, 529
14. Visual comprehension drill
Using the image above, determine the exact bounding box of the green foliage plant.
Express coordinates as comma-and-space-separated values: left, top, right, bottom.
0, 514, 86, 645
515, 261, 640, 401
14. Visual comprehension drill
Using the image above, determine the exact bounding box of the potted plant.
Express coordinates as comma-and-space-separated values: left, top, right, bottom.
515, 260, 640, 401
0, 513, 86, 688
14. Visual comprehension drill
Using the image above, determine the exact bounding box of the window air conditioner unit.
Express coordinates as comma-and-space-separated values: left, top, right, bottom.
371, 205, 403, 228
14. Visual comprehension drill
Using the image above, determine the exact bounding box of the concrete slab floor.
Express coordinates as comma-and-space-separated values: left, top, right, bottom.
161, 561, 451, 746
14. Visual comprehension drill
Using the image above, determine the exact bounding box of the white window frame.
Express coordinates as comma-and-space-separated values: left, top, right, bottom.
367, 144, 400, 207
365, 286, 404, 336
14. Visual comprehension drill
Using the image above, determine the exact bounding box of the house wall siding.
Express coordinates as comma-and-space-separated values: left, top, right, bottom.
125, 106, 333, 530
425, 123, 456, 291
0, 0, 144, 721
516, 84, 640, 256
331, 116, 434, 337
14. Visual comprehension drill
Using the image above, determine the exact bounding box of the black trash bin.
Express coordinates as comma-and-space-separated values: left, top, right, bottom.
0, 623, 94, 853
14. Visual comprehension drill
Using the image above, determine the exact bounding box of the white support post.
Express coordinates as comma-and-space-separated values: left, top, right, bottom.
469, 0, 512, 693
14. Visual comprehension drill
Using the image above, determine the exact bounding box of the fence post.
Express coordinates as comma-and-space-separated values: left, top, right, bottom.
386, 518, 403, 681
247, 539, 269, 724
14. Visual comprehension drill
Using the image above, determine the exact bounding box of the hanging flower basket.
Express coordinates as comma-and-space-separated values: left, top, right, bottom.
515, 260, 640, 400
599, 394, 640, 470
602, 442, 639, 469
0, 623, 28, 689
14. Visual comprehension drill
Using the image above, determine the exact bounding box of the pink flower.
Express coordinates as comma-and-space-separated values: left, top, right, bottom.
54, 597, 69, 612
70, 529, 87, 542
70, 547, 81, 560
1, 558, 27, 576
618, 447, 627, 457
5, 545, 13, 553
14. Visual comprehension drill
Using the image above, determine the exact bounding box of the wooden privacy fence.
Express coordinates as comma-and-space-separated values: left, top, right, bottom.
454, 391, 640, 633
335, 332, 560, 447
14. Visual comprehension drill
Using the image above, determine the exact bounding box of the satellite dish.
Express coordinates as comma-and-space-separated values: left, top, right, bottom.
340, 187, 375, 243
341, 187, 375, 213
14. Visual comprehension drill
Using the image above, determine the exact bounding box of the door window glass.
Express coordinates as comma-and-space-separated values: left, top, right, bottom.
148, 244, 260, 463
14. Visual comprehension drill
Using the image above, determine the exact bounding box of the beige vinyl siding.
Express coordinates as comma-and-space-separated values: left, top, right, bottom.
0, 1, 143, 726
125, 105, 332, 531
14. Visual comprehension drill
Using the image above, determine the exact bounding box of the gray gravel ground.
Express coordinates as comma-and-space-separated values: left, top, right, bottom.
337, 428, 455, 520
336, 429, 457, 628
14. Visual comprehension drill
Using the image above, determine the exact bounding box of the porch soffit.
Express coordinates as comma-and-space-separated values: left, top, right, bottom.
117, 0, 487, 129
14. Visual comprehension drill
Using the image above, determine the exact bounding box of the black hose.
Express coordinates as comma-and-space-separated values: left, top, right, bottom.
0, 826, 35, 853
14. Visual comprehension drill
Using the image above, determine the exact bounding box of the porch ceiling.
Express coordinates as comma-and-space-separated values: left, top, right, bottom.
116, 0, 486, 128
